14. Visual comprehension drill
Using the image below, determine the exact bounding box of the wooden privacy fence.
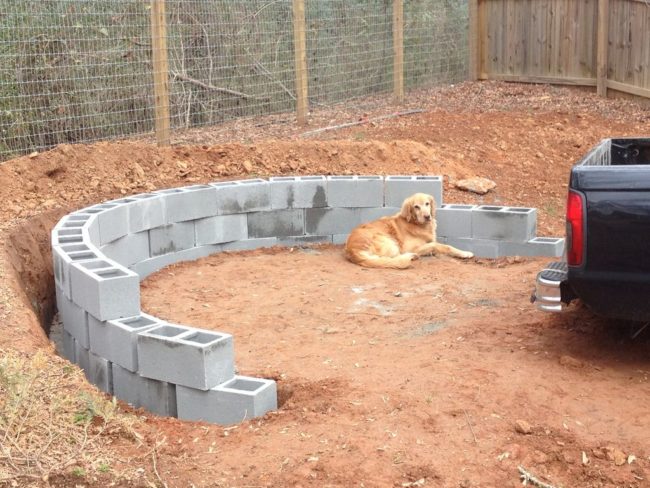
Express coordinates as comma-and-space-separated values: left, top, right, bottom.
468, 0, 650, 99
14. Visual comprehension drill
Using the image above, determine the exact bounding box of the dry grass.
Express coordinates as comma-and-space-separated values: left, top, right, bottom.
0, 349, 144, 485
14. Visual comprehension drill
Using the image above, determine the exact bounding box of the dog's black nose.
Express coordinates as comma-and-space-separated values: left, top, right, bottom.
425, 215, 432, 221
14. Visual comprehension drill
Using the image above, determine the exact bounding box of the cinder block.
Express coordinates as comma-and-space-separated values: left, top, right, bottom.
100, 231, 150, 267
75, 341, 90, 373
500, 237, 565, 257
69, 259, 140, 321
332, 234, 349, 245
87, 352, 113, 395
220, 238, 278, 252
157, 185, 219, 224
112, 364, 177, 417
327, 175, 383, 208
305, 208, 359, 235
91, 203, 130, 246
56, 291, 89, 348
436, 204, 475, 238
472, 206, 537, 242
247, 209, 304, 238
149, 221, 195, 256
131, 244, 223, 279
89, 313, 162, 372
213, 179, 271, 214
125, 193, 166, 234
356, 207, 400, 223
195, 214, 248, 246
445, 237, 500, 259
269, 176, 327, 209
137, 324, 235, 390
61, 329, 76, 363
52, 243, 100, 299
384, 175, 443, 208
277, 235, 332, 247
176, 375, 277, 425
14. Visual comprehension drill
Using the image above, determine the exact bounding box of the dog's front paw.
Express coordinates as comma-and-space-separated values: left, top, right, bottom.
406, 252, 419, 261
460, 251, 474, 259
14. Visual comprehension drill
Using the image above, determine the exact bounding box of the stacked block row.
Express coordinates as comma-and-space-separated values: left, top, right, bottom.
436, 204, 564, 258
52, 174, 562, 425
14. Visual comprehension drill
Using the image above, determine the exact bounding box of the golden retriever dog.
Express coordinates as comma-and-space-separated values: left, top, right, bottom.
345, 193, 474, 269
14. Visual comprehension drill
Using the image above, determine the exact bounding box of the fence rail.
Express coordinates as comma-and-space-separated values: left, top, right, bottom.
471, 0, 650, 100
0, 0, 470, 160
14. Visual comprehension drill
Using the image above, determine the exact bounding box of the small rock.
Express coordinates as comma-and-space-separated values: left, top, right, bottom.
454, 177, 496, 195
28, 151, 39, 158
242, 160, 253, 173
591, 447, 606, 459
582, 451, 589, 465
559, 355, 584, 368
514, 420, 532, 435
605, 446, 626, 466
533, 450, 549, 464
394, 291, 402, 297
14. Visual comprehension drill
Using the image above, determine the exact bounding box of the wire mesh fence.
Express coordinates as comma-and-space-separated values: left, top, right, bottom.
0, 0, 469, 160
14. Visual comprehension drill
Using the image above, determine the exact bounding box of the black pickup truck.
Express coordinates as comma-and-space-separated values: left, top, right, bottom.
533, 138, 650, 321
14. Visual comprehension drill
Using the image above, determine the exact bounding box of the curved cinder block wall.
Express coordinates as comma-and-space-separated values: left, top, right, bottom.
52, 175, 563, 425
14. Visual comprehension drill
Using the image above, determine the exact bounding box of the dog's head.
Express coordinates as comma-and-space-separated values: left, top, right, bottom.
400, 193, 436, 225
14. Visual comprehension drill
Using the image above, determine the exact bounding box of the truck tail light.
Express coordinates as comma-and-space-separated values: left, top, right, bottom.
566, 190, 584, 266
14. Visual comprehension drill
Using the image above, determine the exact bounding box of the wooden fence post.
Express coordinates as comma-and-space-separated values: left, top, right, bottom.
292, 0, 308, 126
151, 0, 170, 146
393, 0, 404, 101
468, 0, 479, 80
596, 0, 609, 97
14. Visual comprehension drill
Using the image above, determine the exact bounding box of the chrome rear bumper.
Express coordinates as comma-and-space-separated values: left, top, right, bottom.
533, 261, 568, 313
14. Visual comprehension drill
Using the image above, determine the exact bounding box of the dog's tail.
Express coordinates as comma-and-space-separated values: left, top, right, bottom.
346, 250, 416, 269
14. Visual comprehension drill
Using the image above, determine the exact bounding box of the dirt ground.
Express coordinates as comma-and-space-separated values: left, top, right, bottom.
1, 81, 650, 487
140, 247, 650, 488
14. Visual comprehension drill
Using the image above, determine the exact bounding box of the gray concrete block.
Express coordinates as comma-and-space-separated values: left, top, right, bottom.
89, 313, 162, 372
213, 179, 271, 214
112, 364, 177, 417
327, 175, 384, 208
436, 204, 475, 238
149, 221, 195, 256
157, 185, 219, 224
69, 259, 140, 321
276, 235, 333, 247
305, 208, 359, 235
384, 175, 443, 208
356, 207, 400, 223
90, 202, 130, 246
332, 234, 349, 245
56, 291, 89, 348
195, 214, 247, 246
131, 244, 223, 279
124, 193, 166, 234
88, 352, 113, 395
61, 329, 76, 363
220, 238, 278, 252
444, 237, 500, 259
52, 242, 99, 299
500, 237, 565, 257
472, 206, 537, 242
269, 176, 327, 209
247, 209, 305, 238
176, 375, 277, 425
100, 231, 150, 267
137, 324, 235, 390
75, 341, 90, 373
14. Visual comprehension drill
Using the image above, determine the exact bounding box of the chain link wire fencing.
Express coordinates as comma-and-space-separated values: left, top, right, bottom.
0, 0, 469, 161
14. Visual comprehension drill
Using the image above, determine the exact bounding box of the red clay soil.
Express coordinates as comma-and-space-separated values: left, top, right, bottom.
140, 247, 650, 488
1, 81, 650, 487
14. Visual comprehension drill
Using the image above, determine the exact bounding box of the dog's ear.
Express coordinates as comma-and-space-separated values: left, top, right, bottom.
400, 197, 413, 222
429, 195, 436, 214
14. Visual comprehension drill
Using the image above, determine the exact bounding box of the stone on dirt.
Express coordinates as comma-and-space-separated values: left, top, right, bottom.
454, 177, 496, 195
514, 419, 532, 435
